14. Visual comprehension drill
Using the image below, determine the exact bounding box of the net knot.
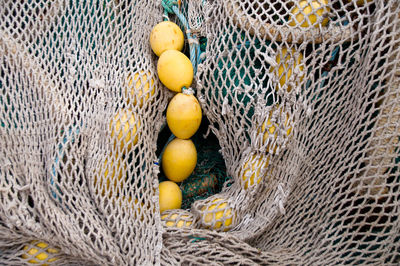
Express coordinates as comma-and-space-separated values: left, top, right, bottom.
187, 35, 199, 45
161, 0, 178, 14
275, 183, 286, 215
182, 86, 194, 95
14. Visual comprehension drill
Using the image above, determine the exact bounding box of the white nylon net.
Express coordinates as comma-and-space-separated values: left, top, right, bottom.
1, 0, 400, 265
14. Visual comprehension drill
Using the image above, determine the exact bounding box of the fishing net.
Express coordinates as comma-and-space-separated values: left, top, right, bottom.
1, 0, 399, 265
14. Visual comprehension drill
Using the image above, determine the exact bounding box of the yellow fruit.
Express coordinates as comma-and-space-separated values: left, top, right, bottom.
94, 155, 126, 197
21, 241, 60, 265
157, 50, 193, 92
162, 138, 197, 182
126, 71, 155, 107
201, 198, 234, 231
270, 47, 304, 92
242, 155, 269, 189
260, 108, 293, 154
110, 109, 140, 151
166, 93, 202, 139
288, 0, 330, 28
159, 181, 182, 213
150, 21, 184, 56
161, 211, 194, 228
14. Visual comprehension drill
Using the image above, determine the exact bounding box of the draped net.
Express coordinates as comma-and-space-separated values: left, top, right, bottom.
1, 0, 399, 265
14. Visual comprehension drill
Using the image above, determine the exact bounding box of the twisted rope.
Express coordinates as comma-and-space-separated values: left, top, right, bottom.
161, 0, 203, 75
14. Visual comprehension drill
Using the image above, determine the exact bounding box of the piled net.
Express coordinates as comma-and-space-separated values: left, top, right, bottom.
0, 1, 168, 265
1, 0, 400, 265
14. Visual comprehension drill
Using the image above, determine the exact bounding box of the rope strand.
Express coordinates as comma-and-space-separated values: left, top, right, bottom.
161, 0, 204, 76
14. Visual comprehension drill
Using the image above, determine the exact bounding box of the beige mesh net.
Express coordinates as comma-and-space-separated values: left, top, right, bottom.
1, 0, 400, 265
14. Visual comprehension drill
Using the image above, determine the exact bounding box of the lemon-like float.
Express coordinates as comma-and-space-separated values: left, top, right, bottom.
150, 21, 184, 56
126, 71, 155, 107
162, 138, 197, 183
200, 198, 235, 231
159, 181, 182, 213
157, 50, 193, 92
110, 109, 140, 152
288, 0, 330, 28
161, 209, 195, 228
21, 241, 60, 265
241, 154, 270, 189
166, 92, 202, 139
270, 47, 304, 92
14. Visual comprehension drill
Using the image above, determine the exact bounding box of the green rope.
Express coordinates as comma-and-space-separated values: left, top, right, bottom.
160, 0, 203, 75
161, 0, 177, 14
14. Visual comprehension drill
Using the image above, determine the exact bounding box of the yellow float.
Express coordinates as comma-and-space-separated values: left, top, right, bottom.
162, 138, 197, 182
166, 93, 202, 139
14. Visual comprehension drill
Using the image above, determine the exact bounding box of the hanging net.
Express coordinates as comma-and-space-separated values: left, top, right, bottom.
1, 0, 399, 265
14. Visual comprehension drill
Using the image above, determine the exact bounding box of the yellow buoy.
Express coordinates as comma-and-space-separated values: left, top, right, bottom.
21, 241, 60, 265
126, 71, 155, 107
166, 93, 202, 139
260, 107, 293, 154
162, 138, 197, 183
288, 0, 330, 28
157, 50, 193, 92
270, 47, 304, 92
161, 210, 194, 228
159, 181, 182, 213
241, 155, 270, 189
150, 21, 184, 57
94, 155, 126, 197
110, 109, 140, 152
201, 198, 234, 231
